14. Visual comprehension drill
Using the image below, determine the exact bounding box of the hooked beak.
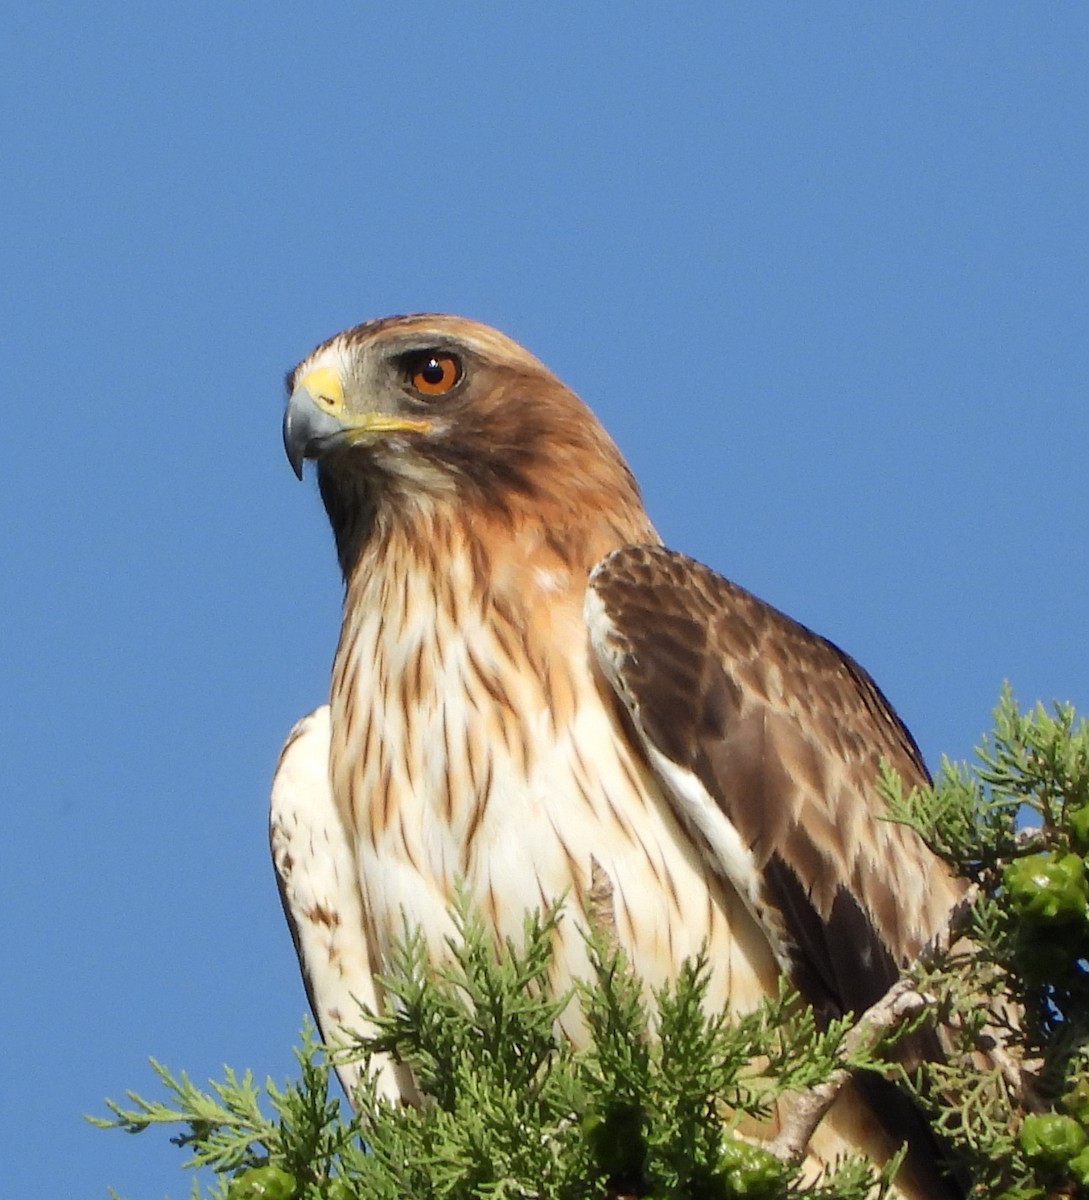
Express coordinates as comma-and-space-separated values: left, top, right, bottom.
283, 367, 431, 479
283, 369, 347, 480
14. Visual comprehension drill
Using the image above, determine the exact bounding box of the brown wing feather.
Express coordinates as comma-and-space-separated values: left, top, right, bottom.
588, 543, 963, 1019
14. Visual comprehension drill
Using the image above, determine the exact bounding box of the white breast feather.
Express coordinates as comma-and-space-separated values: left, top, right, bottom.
334, 548, 785, 1045
287, 555, 927, 1192
270, 706, 413, 1105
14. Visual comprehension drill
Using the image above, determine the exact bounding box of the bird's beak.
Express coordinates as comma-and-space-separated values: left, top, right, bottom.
283, 367, 432, 480
284, 369, 348, 480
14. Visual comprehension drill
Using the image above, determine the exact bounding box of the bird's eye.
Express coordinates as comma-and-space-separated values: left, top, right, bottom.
407, 352, 462, 397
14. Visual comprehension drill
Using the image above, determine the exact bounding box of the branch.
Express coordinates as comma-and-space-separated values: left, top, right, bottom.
917, 882, 1038, 1107
587, 856, 622, 962
768, 883, 986, 1164
767, 979, 930, 1163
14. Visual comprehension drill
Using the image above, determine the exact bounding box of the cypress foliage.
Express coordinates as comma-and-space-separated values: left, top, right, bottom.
95, 690, 1089, 1198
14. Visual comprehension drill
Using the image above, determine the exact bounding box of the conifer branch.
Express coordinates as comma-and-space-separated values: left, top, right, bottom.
768, 981, 931, 1164
93, 690, 1089, 1198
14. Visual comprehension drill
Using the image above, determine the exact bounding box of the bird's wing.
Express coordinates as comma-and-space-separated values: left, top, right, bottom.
270, 706, 414, 1106
586, 544, 963, 1019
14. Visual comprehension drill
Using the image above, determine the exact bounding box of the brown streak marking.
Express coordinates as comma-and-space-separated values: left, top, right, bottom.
542, 522, 576, 571
640, 847, 666, 894
374, 573, 390, 633
526, 639, 551, 698
466, 644, 513, 711
439, 769, 455, 831
491, 621, 524, 678
372, 642, 387, 708
437, 563, 457, 627
488, 700, 515, 757
452, 575, 467, 631
397, 564, 412, 637
542, 661, 571, 739
436, 700, 458, 820
334, 592, 359, 659
367, 761, 393, 847
489, 583, 518, 624
469, 627, 521, 757
339, 681, 358, 748
346, 760, 363, 839
360, 707, 376, 774
395, 808, 423, 877
512, 721, 531, 779
466, 757, 494, 847
567, 740, 602, 814
602, 789, 639, 846
538, 660, 557, 736
551, 822, 584, 897
462, 679, 482, 719
305, 902, 341, 929
458, 807, 477, 878
430, 524, 449, 576
556, 661, 580, 728
467, 532, 492, 606
572, 772, 598, 820
488, 700, 519, 772
660, 861, 682, 914
611, 874, 636, 948
328, 648, 350, 710
518, 705, 534, 772
459, 712, 479, 792
488, 594, 526, 670
416, 527, 434, 575
400, 705, 419, 798
616, 749, 650, 812
458, 549, 482, 628
404, 638, 423, 708
330, 649, 348, 706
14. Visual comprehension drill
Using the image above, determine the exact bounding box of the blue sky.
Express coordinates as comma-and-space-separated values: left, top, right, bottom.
3, 5, 1087, 1195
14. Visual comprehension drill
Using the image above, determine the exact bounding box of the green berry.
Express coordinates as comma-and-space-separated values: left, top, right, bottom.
715, 1137, 786, 1197
1069, 1143, 1089, 1188
1003, 853, 1089, 923
1067, 803, 1089, 851
1062, 1077, 1089, 1125
1018, 1112, 1087, 1170
227, 1164, 297, 1200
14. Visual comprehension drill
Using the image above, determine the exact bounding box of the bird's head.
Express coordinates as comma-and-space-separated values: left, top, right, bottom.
284, 314, 654, 577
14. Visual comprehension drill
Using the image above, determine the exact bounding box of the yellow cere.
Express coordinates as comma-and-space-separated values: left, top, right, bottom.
298, 366, 344, 411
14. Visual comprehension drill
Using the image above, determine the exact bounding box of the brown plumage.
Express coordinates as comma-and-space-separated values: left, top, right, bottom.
272, 314, 965, 1196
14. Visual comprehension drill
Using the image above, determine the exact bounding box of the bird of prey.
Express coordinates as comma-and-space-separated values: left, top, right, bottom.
271, 314, 964, 1196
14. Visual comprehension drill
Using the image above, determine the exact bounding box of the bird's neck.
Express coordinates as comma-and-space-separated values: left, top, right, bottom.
329, 502, 653, 750
340, 506, 597, 653
318, 422, 658, 585
339, 480, 660, 620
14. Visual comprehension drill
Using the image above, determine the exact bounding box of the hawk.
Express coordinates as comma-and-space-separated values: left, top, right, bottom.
271, 314, 964, 1196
